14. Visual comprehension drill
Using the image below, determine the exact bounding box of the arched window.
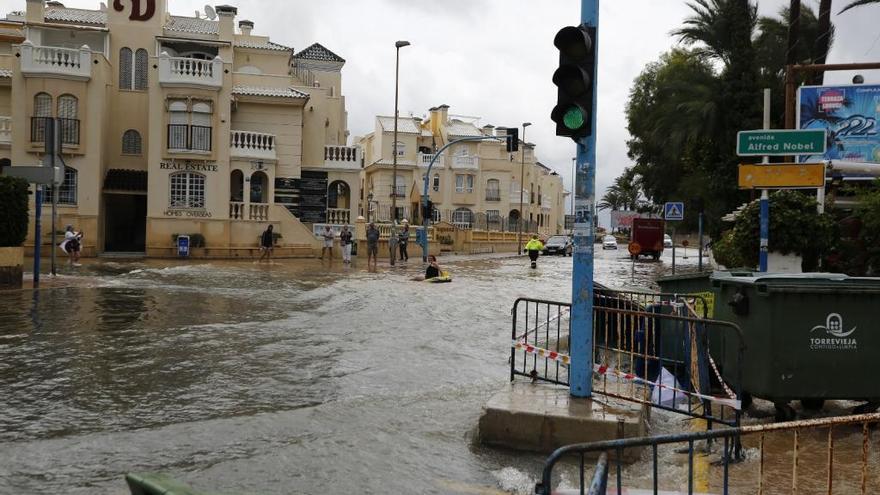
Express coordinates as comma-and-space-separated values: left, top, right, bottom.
452, 208, 474, 228
135, 49, 148, 90
432, 208, 441, 223
486, 179, 500, 201
432, 173, 440, 192
44, 166, 78, 205
31, 93, 52, 142
122, 130, 142, 155
57, 95, 79, 145
119, 47, 133, 89
169, 172, 205, 209
34, 92, 52, 117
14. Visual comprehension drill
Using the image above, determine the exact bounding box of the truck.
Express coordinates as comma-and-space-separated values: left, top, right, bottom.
628, 218, 665, 260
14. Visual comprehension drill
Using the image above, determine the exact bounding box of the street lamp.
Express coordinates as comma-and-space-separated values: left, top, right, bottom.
517, 122, 532, 254
367, 191, 374, 224
390, 40, 411, 267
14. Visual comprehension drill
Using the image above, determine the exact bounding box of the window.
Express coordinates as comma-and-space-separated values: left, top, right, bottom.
135, 49, 148, 90
432, 173, 440, 192
456, 174, 474, 193
169, 172, 205, 209
119, 47, 132, 89
486, 179, 501, 201
538, 186, 542, 205
43, 166, 77, 205
393, 141, 405, 157
391, 174, 406, 197
167, 99, 213, 152
530, 183, 535, 203
57, 95, 79, 145
452, 207, 473, 227
432, 208, 441, 222
31, 93, 52, 142
122, 130, 142, 155
120, 48, 149, 90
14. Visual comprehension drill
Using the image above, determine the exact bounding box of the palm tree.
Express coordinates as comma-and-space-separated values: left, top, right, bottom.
673, 0, 758, 67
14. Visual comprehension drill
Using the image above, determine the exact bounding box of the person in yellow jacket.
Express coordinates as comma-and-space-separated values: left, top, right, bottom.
525, 235, 544, 269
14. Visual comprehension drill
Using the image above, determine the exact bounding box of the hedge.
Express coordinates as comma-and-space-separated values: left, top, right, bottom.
0, 176, 29, 247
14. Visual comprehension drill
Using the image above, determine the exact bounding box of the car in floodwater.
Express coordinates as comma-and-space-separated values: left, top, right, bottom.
664, 234, 673, 248
542, 235, 572, 256
602, 235, 618, 250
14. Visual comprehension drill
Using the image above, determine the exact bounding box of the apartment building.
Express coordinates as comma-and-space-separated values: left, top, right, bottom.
0, 0, 360, 257
357, 105, 566, 236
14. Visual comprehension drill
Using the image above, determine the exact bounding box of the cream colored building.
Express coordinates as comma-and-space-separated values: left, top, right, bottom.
0, 0, 361, 258
357, 105, 566, 237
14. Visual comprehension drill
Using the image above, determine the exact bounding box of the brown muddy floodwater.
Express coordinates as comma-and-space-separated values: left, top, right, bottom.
1, 249, 872, 494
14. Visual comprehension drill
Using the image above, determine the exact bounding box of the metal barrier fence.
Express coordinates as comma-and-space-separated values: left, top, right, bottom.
536, 412, 880, 495
510, 291, 745, 427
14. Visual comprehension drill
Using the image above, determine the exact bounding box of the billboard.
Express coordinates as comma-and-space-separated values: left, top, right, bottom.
610, 211, 647, 230
798, 84, 880, 164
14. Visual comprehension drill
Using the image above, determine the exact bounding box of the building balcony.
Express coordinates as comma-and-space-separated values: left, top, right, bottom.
167, 124, 212, 153
19, 42, 91, 81
324, 145, 361, 170
159, 53, 223, 89
0, 117, 10, 147
418, 152, 444, 169
231, 130, 276, 160
451, 155, 479, 170
230, 202, 270, 221
30, 117, 80, 146
389, 185, 406, 198
485, 191, 501, 202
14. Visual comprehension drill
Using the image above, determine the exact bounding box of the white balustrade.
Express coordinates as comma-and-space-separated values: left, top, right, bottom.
324, 146, 361, 170
418, 152, 444, 168
451, 155, 479, 170
19, 41, 91, 80
326, 208, 351, 225
229, 202, 270, 221
231, 130, 276, 160
230, 202, 246, 220
159, 52, 223, 89
0, 117, 11, 145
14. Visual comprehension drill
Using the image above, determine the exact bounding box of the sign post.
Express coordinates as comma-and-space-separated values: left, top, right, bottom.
664, 202, 684, 275
736, 129, 826, 157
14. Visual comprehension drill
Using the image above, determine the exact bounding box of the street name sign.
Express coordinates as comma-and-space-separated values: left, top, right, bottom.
664, 202, 684, 221
738, 163, 826, 189
736, 129, 826, 157
1, 166, 57, 184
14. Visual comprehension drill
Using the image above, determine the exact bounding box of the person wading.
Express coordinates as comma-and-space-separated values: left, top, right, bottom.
525, 234, 544, 269
259, 225, 275, 263
366, 222, 380, 269
398, 223, 410, 262
320, 225, 335, 260
340, 225, 353, 264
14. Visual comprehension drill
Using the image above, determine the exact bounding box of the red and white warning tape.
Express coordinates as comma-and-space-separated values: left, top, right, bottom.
511, 340, 571, 365
593, 363, 742, 411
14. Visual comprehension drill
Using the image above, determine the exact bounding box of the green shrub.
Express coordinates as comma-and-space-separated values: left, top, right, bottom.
438, 235, 454, 245
0, 177, 29, 247
711, 230, 747, 269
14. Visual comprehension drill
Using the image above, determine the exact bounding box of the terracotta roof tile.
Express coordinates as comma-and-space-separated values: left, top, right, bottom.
232, 85, 309, 99
293, 43, 345, 63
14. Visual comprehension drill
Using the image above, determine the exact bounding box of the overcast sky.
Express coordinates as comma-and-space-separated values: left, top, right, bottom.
5, 0, 880, 218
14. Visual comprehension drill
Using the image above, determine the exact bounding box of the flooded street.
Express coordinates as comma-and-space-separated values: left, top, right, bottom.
0, 247, 768, 495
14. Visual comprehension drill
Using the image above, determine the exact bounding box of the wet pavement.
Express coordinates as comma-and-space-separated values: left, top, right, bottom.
6, 247, 866, 494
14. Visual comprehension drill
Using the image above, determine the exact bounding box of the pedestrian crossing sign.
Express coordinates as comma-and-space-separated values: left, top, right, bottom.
664, 202, 684, 221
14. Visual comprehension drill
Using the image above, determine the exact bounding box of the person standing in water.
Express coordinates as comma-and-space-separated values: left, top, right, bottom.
62, 225, 83, 266
259, 225, 275, 263
340, 225, 353, 264
366, 222, 380, 269
320, 225, 335, 260
398, 223, 410, 262
525, 234, 544, 269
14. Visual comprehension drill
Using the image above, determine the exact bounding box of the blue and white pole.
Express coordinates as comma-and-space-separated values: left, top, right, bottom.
759, 88, 771, 273
569, 0, 599, 398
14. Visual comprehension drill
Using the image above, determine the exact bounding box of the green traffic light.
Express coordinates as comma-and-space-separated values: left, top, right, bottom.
563, 106, 586, 130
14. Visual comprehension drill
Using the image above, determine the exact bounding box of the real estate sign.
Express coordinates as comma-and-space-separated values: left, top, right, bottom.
798, 84, 880, 164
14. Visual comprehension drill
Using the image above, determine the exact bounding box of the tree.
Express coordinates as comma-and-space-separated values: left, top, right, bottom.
673, 0, 758, 66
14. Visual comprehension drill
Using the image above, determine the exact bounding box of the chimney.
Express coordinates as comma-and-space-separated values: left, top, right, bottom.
25, 0, 45, 24
215, 5, 237, 40
495, 126, 508, 137
482, 124, 495, 136
238, 19, 253, 36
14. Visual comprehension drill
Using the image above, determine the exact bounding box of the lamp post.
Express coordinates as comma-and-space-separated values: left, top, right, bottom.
390, 40, 410, 267
366, 191, 374, 224
571, 157, 576, 228
517, 122, 532, 254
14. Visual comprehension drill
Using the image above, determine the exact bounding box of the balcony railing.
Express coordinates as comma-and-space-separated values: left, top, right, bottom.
229, 202, 269, 221
19, 42, 91, 80
231, 130, 276, 160
418, 152, 443, 168
159, 53, 224, 89
326, 208, 351, 225
30, 117, 80, 145
324, 145, 360, 169
390, 185, 406, 198
485, 190, 501, 202
0, 117, 11, 145
168, 124, 212, 153
451, 155, 479, 170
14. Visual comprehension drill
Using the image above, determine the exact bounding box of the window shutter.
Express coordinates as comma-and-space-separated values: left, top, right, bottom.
119, 47, 133, 90
134, 49, 148, 90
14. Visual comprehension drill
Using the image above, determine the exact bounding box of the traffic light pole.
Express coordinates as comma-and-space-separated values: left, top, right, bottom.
420, 135, 506, 262
569, 0, 599, 398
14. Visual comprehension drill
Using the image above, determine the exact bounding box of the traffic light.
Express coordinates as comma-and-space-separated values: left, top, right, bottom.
422, 200, 434, 221
551, 24, 596, 140
505, 127, 519, 153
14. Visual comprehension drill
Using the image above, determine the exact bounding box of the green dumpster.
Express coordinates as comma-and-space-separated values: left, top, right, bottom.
656, 272, 714, 318
711, 273, 880, 419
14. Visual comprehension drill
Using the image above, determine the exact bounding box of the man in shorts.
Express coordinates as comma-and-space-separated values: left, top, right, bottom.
340, 225, 353, 264
320, 225, 335, 260
366, 222, 380, 268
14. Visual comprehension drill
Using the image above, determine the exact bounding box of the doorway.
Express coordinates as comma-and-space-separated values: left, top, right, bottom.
104, 194, 147, 252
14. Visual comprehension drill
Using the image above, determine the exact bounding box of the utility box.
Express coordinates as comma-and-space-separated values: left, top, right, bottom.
177, 235, 190, 258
